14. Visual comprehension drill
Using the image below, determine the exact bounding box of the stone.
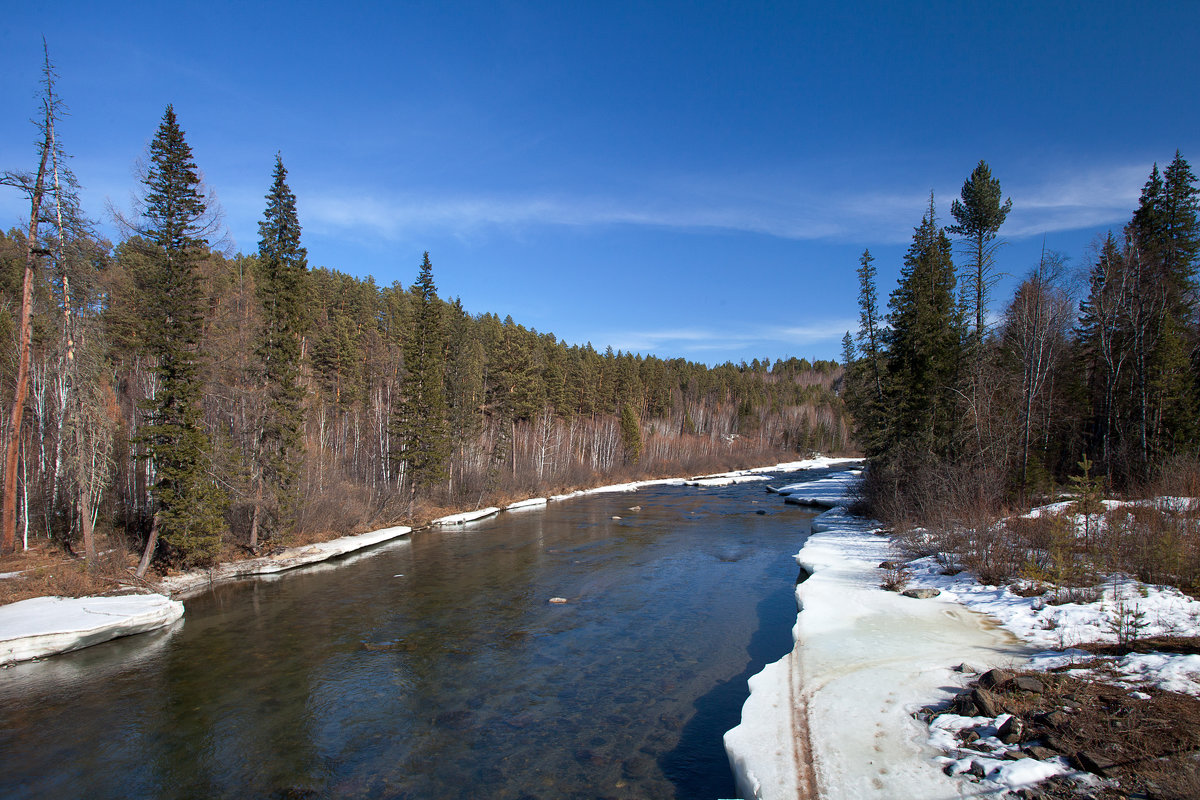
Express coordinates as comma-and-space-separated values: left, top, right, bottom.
902, 588, 941, 599
1075, 750, 1118, 776
1040, 734, 1069, 753
954, 663, 981, 674
1013, 675, 1045, 694
1022, 745, 1057, 760
972, 688, 1005, 718
961, 729, 980, 743
978, 668, 1014, 690
967, 760, 988, 778
1039, 710, 1071, 729
953, 690, 979, 716
997, 715, 1024, 744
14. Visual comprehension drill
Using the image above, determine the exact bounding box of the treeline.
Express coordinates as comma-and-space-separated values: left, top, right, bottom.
843, 156, 1200, 520
0, 64, 847, 568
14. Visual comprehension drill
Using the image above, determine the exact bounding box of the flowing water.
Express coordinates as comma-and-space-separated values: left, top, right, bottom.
0, 476, 825, 799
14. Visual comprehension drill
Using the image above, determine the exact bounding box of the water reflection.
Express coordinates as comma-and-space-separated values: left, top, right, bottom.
0, 478, 824, 799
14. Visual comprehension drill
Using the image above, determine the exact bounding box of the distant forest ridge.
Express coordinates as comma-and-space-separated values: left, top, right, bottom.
1, 82, 848, 567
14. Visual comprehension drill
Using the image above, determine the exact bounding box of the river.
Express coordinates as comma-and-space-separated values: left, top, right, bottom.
0, 475, 827, 799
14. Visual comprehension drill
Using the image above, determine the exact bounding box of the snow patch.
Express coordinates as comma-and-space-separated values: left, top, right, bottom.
0, 594, 184, 664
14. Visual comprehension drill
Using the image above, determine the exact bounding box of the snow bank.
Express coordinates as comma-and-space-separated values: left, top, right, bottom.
158, 524, 412, 597
777, 469, 864, 507
684, 475, 771, 487
504, 497, 548, 512
0, 594, 184, 664
432, 507, 499, 525
724, 475, 1026, 799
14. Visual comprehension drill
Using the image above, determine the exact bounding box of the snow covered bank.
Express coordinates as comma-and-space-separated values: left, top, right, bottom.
0, 594, 184, 664
433, 507, 500, 525
724, 476, 1028, 799
158, 524, 413, 598
776, 469, 864, 507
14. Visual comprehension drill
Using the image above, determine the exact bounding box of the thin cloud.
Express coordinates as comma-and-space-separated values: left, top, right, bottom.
282, 161, 1155, 247
600, 321, 854, 359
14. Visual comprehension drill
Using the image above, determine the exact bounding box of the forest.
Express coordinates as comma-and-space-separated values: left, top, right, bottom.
0, 64, 848, 574
842, 154, 1200, 558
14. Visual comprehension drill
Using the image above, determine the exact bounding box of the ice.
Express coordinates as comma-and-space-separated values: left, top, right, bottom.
724, 473, 1028, 799
0, 594, 184, 664
159, 524, 413, 597
432, 507, 500, 525
685, 475, 771, 487
504, 497, 548, 511
776, 470, 864, 507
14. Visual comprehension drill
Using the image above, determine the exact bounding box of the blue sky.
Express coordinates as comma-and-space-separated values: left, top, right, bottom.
3, 1, 1198, 364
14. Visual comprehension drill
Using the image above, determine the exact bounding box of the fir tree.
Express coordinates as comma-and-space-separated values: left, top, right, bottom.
135, 106, 226, 569
250, 154, 308, 546
392, 253, 450, 498
949, 160, 1011, 345
885, 194, 964, 459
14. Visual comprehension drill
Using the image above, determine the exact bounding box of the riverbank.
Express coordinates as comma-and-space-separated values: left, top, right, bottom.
726, 471, 1200, 799
0, 455, 860, 665
724, 477, 1029, 799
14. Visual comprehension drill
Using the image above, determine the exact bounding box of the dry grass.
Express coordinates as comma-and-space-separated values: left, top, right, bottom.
0, 533, 142, 605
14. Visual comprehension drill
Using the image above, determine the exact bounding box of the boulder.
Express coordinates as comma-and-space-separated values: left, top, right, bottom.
997, 715, 1024, 744
971, 688, 1005, 718
1075, 750, 1118, 777
1012, 675, 1045, 694
901, 588, 941, 599
978, 668, 1013, 690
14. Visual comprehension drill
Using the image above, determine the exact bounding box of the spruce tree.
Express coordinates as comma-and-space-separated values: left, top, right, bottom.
250, 154, 308, 546
392, 253, 450, 499
949, 161, 1011, 345
135, 106, 226, 569
885, 194, 964, 459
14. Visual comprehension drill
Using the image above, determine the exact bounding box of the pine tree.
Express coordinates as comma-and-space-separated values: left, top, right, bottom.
949, 161, 1011, 345
885, 194, 964, 459
250, 155, 308, 547
134, 106, 226, 570
391, 253, 449, 499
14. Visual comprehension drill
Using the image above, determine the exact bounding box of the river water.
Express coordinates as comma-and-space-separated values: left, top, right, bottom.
0, 476, 824, 799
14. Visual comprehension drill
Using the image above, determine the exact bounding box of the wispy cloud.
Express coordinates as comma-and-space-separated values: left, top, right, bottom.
598, 320, 855, 359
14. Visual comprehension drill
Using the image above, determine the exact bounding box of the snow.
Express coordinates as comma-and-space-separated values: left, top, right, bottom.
504, 497, 548, 511
0, 594, 184, 664
684, 475, 771, 487
724, 473, 1029, 799
158, 524, 413, 597
777, 470, 864, 507
432, 507, 499, 525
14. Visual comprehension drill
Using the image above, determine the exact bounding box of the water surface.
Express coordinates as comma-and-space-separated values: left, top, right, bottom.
0, 478, 821, 799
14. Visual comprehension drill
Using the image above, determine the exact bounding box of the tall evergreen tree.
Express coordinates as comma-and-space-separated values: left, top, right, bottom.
884, 194, 964, 458
949, 160, 1011, 345
250, 154, 308, 547
134, 106, 226, 570
391, 253, 450, 499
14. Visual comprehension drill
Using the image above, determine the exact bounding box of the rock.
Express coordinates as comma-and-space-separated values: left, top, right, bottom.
972, 688, 1005, 718
1003, 750, 1030, 760
902, 588, 941, 599
755, 509, 766, 515
978, 668, 1014, 690
879, 560, 899, 569
1039, 710, 1071, 729
967, 760, 988, 778
1023, 745, 1057, 760
549, 597, 569, 604
953, 690, 979, 716
1075, 750, 1118, 776
1013, 675, 1045, 694
1041, 734, 1069, 753
954, 663, 981, 674
961, 729, 981, 743
998, 715, 1024, 744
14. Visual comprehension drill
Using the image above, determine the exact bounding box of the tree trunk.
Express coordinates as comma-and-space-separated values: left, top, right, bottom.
135, 513, 160, 579
2, 135, 50, 554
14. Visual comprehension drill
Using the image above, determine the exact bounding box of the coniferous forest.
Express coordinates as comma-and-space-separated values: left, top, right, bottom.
0, 69, 848, 572
843, 156, 1200, 532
